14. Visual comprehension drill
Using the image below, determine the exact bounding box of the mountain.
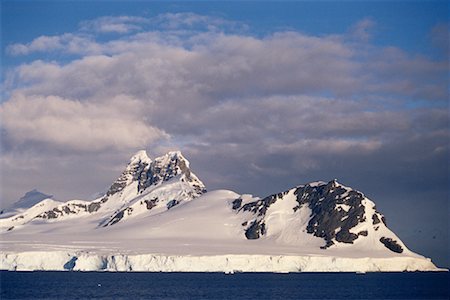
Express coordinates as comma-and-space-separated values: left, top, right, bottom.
0, 189, 58, 218
15, 189, 54, 209
0, 150, 442, 272
0, 150, 206, 230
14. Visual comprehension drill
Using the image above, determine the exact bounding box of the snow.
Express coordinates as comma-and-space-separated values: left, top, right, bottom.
129, 150, 151, 165
0, 199, 62, 229
0, 189, 442, 272
307, 181, 326, 187
0, 152, 443, 273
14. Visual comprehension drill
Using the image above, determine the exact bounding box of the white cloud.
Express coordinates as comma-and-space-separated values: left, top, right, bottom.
7, 33, 101, 56
79, 16, 149, 33
350, 17, 376, 42
0, 93, 168, 152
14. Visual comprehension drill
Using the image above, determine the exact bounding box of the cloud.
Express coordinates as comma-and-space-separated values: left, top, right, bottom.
79, 16, 149, 34
1, 14, 448, 226
0, 93, 168, 152
5, 18, 446, 104
6, 33, 100, 56
153, 12, 248, 32
350, 17, 376, 42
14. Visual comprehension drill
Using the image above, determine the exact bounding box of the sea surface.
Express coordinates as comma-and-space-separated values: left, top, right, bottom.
1, 271, 448, 299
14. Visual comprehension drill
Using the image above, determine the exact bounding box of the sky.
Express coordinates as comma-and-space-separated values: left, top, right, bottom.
0, 1, 448, 266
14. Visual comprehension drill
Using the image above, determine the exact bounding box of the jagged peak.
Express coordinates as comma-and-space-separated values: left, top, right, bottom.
304, 179, 345, 190
153, 151, 192, 172
156, 150, 186, 162
129, 150, 152, 165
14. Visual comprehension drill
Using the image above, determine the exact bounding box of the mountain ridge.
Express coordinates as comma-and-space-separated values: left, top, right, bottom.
0, 150, 442, 272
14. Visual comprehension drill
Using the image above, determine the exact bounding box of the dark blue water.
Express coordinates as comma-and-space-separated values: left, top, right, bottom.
1, 271, 448, 299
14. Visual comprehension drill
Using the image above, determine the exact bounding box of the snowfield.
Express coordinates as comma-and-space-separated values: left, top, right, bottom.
0, 151, 444, 272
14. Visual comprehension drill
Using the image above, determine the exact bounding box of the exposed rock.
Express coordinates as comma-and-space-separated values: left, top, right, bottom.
87, 202, 101, 213
143, 198, 158, 210
103, 207, 134, 227
294, 180, 366, 247
372, 214, 381, 225
245, 220, 266, 239
232, 198, 242, 210
138, 151, 206, 196
233, 180, 369, 248
166, 200, 179, 210
380, 237, 403, 253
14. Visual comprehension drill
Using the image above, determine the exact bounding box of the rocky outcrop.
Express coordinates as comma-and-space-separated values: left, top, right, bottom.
380, 237, 403, 253
233, 180, 403, 253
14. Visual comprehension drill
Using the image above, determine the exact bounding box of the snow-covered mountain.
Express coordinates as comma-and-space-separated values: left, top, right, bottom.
0, 150, 206, 231
0, 150, 442, 272
14, 189, 54, 209
0, 189, 58, 218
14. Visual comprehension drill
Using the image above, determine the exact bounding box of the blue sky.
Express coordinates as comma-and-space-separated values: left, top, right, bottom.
1, 1, 449, 267
2, 1, 448, 68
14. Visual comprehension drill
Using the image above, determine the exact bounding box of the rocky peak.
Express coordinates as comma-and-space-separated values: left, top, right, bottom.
140, 151, 206, 195
105, 150, 206, 198
233, 180, 396, 251
105, 150, 152, 197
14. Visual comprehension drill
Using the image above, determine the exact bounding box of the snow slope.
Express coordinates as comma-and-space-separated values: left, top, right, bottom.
0, 151, 443, 272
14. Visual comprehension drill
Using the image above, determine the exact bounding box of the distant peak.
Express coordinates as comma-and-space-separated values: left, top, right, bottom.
11, 189, 54, 210
21, 189, 53, 200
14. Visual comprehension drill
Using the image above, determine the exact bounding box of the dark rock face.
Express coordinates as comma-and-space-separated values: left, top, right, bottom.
380, 237, 403, 253
87, 202, 101, 213
232, 198, 242, 210
143, 198, 158, 210
107, 159, 150, 197
233, 180, 375, 248
372, 214, 381, 225
240, 192, 287, 216
358, 230, 368, 236
103, 207, 133, 227
166, 200, 179, 210
233, 192, 288, 240
293, 180, 367, 248
138, 153, 206, 196
245, 220, 266, 239
38, 202, 90, 219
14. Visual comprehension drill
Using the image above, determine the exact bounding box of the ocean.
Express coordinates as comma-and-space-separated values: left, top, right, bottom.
1, 271, 448, 299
